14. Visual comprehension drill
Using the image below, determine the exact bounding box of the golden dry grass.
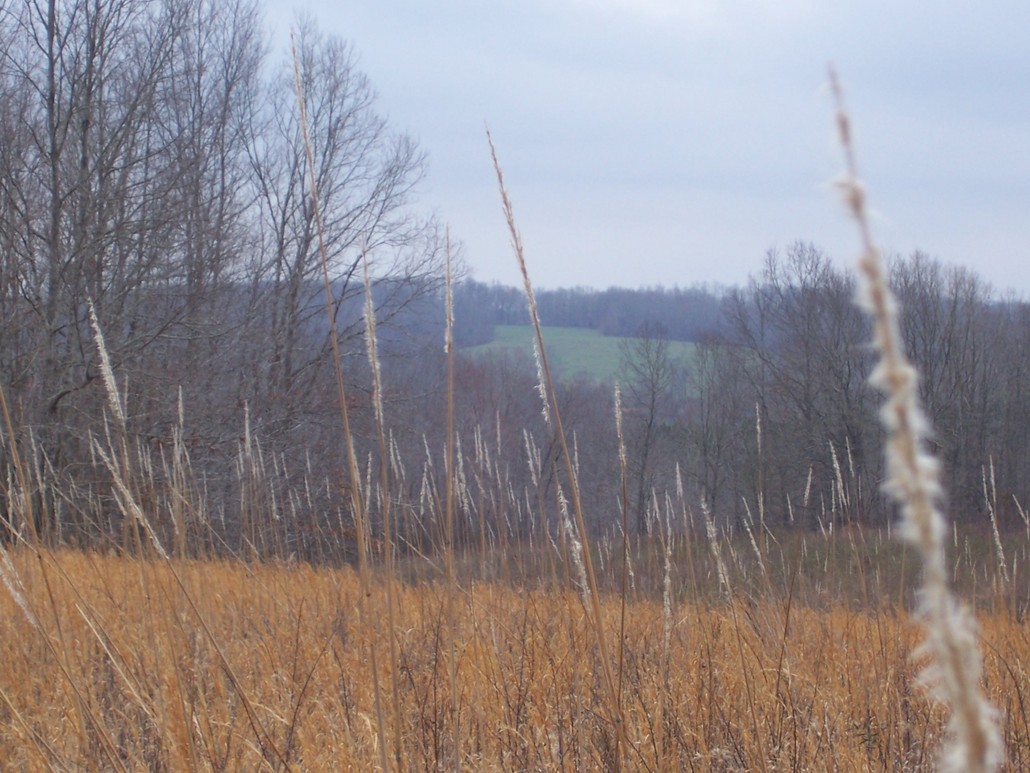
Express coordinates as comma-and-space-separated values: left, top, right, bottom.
1, 546, 1027, 771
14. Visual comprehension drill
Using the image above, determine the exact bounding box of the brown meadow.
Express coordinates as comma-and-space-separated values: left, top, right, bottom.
1, 540, 1028, 771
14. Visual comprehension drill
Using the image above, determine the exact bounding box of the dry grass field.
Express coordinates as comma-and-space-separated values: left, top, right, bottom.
0, 532, 1027, 771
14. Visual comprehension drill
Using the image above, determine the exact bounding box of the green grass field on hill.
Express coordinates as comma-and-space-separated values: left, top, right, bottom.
464, 325, 697, 383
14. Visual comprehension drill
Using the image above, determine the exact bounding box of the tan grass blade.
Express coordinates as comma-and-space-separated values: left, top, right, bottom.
831, 68, 1003, 773
487, 128, 629, 768
290, 30, 390, 771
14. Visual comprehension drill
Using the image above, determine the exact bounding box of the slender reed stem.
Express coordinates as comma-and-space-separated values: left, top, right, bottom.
443, 231, 462, 771
831, 67, 1003, 773
487, 129, 629, 770
290, 31, 390, 772
362, 253, 405, 770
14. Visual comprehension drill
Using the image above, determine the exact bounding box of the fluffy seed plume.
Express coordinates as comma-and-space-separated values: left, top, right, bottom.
0, 546, 38, 630
362, 252, 386, 434
88, 299, 125, 429
831, 67, 1003, 773
487, 129, 552, 429
557, 482, 590, 608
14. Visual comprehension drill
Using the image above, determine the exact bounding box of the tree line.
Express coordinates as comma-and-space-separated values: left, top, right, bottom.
451, 280, 726, 345
609, 243, 1030, 534
451, 247, 1030, 540
1, 0, 1026, 555
0, 0, 446, 545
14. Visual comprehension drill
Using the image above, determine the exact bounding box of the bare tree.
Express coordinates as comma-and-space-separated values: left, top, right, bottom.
618, 321, 677, 533
724, 243, 875, 526
135, 0, 265, 445
891, 253, 1001, 515
0, 2, 447, 546
243, 19, 443, 444
0, 0, 197, 465
685, 335, 751, 518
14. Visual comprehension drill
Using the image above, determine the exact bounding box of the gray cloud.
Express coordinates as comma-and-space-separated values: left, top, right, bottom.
269, 0, 1030, 292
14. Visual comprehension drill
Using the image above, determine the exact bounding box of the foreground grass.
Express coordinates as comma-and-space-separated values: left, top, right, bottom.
1, 546, 1027, 771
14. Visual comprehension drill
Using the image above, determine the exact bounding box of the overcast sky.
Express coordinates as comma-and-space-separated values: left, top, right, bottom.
265, 1, 1030, 294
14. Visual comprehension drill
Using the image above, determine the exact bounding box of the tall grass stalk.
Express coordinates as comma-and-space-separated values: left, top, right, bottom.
488, 129, 629, 769
831, 68, 1003, 773
87, 299, 125, 430
362, 252, 405, 769
983, 458, 1009, 585
443, 230, 462, 771
613, 383, 630, 732
290, 32, 390, 771
0, 379, 33, 543
89, 308, 292, 769
0, 383, 120, 767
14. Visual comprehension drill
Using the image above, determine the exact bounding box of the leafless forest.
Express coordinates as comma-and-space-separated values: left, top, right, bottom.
0, 0, 1027, 770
